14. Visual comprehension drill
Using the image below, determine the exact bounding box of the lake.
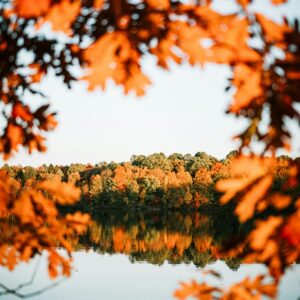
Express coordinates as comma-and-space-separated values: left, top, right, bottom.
1, 210, 300, 299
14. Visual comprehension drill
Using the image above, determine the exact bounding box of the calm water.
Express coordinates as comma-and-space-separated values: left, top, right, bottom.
1, 210, 300, 299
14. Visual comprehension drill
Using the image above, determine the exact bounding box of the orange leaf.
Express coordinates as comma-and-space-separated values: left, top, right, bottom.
7, 248, 17, 271
7, 123, 23, 152
271, 0, 287, 4
29, 64, 45, 83
271, 194, 291, 209
41, 0, 80, 34
235, 174, 273, 222
13, 192, 36, 224
146, 0, 170, 10
231, 64, 263, 112
216, 178, 250, 204
14, 0, 50, 18
123, 65, 151, 96
38, 180, 80, 205
281, 215, 300, 247
207, 46, 235, 64
20, 246, 33, 262
174, 281, 219, 300
66, 212, 90, 233
250, 216, 283, 250
237, 0, 252, 7
94, 0, 104, 9
256, 13, 290, 43
222, 18, 249, 49
28, 134, 47, 154
12, 103, 33, 123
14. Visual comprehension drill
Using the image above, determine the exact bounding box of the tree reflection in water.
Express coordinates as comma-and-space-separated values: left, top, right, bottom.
0, 206, 280, 298
76, 207, 245, 269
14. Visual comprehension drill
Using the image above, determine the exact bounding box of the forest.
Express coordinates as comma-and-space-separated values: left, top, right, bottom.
1, 151, 297, 209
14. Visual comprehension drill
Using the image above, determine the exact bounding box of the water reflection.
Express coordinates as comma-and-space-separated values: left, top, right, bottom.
1, 208, 299, 299
76, 208, 244, 269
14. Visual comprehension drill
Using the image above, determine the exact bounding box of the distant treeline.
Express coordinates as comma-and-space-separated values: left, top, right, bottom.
1, 151, 295, 209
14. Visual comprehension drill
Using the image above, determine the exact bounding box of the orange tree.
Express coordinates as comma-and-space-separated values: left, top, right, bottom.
0, 0, 299, 298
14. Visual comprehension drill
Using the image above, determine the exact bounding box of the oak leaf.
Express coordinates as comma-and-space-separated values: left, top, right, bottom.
231, 64, 263, 112
123, 65, 151, 96
256, 13, 290, 43
41, 0, 81, 34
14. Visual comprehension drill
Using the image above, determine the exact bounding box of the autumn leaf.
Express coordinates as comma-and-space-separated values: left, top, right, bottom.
281, 215, 300, 247
12, 103, 33, 123
259, 240, 278, 261
7, 123, 23, 152
249, 216, 283, 250
83, 32, 127, 90
221, 18, 249, 49
48, 250, 61, 279
216, 177, 249, 204
41, 114, 58, 131
271, 0, 287, 5
174, 22, 208, 66
28, 134, 47, 154
13, 0, 51, 18
146, 0, 170, 10
231, 64, 263, 112
270, 194, 291, 210
7, 248, 17, 271
123, 65, 151, 96
207, 45, 234, 64
40, 0, 81, 34
13, 192, 36, 224
256, 13, 290, 43
38, 180, 80, 205
29, 63, 45, 83
174, 280, 220, 300
226, 276, 277, 299
66, 212, 90, 234
235, 174, 273, 222
94, 0, 104, 9
237, 0, 252, 7
83, 32, 150, 96
151, 33, 182, 69
20, 246, 33, 262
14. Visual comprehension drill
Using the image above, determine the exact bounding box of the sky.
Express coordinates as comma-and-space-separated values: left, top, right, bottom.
4, 0, 300, 166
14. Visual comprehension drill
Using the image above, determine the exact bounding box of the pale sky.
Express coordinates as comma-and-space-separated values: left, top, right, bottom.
4, 0, 300, 166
